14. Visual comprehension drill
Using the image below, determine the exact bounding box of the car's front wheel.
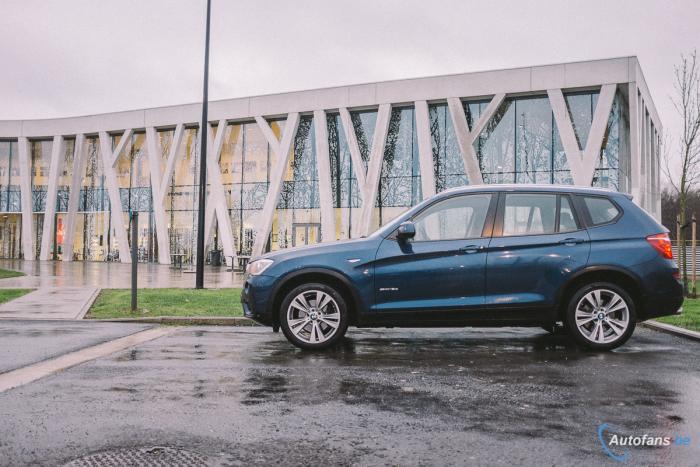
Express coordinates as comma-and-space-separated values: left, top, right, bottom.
564, 282, 636, 350
279, 283, 349, 350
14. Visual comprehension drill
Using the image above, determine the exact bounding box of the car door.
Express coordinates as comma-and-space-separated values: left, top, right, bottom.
486, 192, 590, 310
372, 192, 497, 319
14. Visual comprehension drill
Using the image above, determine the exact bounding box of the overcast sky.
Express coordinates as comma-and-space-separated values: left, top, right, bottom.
1, 0, 699, 176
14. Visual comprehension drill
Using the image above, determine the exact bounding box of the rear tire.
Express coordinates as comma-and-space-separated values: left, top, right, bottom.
564, 282, 636, 351
279, 283, 349, 350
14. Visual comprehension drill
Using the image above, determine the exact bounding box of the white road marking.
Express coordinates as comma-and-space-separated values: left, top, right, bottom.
0, 327, 174, 393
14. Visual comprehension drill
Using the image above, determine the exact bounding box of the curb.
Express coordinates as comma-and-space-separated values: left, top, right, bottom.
88, 316, 259, 326
76, 287, 101, 320
642, 320, 700, 342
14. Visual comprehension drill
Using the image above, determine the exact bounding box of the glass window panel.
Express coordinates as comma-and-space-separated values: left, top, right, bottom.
376, 107, 421, 231
350, 110, 377, 170
327, 113, 360, 241
503, 193, 557, 236
583, 196, 619, 225
565, 92, 598, 150
558, 196, 578, 233
515, 97, 553, 184
594, 93, 624, 191
429, 103, 467, 192
0, 141, 20, 212
478, 99, 516, 183
56, 139, 75, 213
413, 194, 492, 241
31, 139, 53, 212
0, 214, 21, 258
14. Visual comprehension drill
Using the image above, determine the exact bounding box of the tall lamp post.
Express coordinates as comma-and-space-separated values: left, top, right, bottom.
195, 0, 212, 289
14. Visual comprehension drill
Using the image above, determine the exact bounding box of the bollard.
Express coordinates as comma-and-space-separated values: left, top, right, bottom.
131, 211, 138, 311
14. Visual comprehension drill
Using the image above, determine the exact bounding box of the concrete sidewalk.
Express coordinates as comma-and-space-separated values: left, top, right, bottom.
0, 259, 244, 289
0, 287, 99, 320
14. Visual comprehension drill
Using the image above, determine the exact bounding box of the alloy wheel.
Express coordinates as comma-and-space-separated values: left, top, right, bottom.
286, 289, 341, 344
575, 288, 630, 344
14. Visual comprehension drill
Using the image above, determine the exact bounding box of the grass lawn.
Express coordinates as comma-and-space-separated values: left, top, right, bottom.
87, 288, 243, 319
0, 268, 24, 279
0, 289, 33, 304
656, 298, 700, 332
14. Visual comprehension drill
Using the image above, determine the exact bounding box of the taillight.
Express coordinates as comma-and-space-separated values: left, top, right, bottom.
646, 233, 673, 259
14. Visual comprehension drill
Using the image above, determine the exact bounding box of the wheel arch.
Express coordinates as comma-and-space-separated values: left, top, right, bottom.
267, 268, 362, 327
556, 266, 643, 321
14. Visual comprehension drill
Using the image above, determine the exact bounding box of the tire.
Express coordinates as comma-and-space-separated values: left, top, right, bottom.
564, 282, 636, 351
279, 282, 349, 350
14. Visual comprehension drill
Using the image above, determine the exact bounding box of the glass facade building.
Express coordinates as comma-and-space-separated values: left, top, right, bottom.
0, 57, 662, 264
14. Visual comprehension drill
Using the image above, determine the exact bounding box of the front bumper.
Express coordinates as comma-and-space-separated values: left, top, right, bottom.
241, 274, 277, 326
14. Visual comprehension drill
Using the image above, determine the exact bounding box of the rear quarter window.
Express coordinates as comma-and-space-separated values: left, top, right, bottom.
583, 196, 620, 225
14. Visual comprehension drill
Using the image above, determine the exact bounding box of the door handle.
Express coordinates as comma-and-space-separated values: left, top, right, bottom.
558, 238, 584, 246
459, 245, 484, 254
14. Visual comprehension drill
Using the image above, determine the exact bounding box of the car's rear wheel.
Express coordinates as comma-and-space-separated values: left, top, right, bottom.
279, 283, 349, 350
564, 282, 636, 350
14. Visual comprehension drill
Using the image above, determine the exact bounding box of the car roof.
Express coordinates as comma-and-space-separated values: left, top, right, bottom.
437, 184, 629, 198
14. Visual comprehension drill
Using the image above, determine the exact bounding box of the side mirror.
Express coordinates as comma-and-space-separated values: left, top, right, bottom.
396, 221, 416, 241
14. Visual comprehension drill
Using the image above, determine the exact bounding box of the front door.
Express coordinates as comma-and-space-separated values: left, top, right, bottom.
486, 192, 590, 310
372, 193, 496, 321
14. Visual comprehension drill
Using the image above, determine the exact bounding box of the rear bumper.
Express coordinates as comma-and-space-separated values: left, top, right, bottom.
638, 282, 684, 320
241, 275, 276, 326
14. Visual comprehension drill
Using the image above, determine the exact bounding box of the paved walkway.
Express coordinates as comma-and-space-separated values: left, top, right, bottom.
0, 259, 245, 289
0, 287, 99, 320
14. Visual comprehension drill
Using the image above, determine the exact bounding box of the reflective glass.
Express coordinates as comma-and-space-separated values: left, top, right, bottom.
429, 103, 467, 191
376, 107, 421, 229
327, 113, 361, 240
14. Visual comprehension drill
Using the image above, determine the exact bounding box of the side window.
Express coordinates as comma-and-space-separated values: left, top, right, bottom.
558, 196, 578, 233
583, 196, 620, 225
503, 194, 557, 236
412, 194, 492, 241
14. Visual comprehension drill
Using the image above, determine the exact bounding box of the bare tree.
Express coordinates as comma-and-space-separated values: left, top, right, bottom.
663, 50, 700, 293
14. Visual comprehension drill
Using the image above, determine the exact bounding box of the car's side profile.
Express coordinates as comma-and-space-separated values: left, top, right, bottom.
241, 185, 683, 351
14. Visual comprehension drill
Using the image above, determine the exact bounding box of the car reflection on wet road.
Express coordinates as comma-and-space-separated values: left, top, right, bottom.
0, 325, 698, 466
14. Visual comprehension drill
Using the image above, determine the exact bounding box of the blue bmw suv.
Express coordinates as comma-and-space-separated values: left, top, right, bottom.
241, 185, 683, 351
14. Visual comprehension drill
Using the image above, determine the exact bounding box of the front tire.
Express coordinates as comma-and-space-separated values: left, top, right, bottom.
279, 283, 349, 350
564, 282, 636, 351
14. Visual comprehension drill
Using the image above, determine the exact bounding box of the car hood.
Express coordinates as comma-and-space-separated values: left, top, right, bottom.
258, 235, 380, 263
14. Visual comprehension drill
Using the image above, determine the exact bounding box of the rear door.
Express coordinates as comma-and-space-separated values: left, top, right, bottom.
485, 192, 590, 310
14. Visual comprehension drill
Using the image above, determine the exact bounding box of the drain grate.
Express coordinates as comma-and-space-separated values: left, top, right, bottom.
64, 446, 215, 467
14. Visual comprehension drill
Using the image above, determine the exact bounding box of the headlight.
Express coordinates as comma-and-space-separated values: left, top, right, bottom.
246, 259, 273, 276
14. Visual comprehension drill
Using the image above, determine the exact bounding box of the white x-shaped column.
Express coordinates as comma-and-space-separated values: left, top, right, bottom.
201, 120, 236, 266
338, 104, 392, 237
38, 135, 65, 260
548, 84, 617, 186
99, 130, 133, 263
17, 137, 34, 260
145, 124, 185, 264
250, 113, 301, 258
446, 93, 506, 185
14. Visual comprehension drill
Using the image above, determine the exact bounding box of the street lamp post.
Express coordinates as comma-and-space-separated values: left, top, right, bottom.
195, 0, 212, 289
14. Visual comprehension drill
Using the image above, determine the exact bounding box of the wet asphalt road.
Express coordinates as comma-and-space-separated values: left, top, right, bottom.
0, 324, 698, 466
